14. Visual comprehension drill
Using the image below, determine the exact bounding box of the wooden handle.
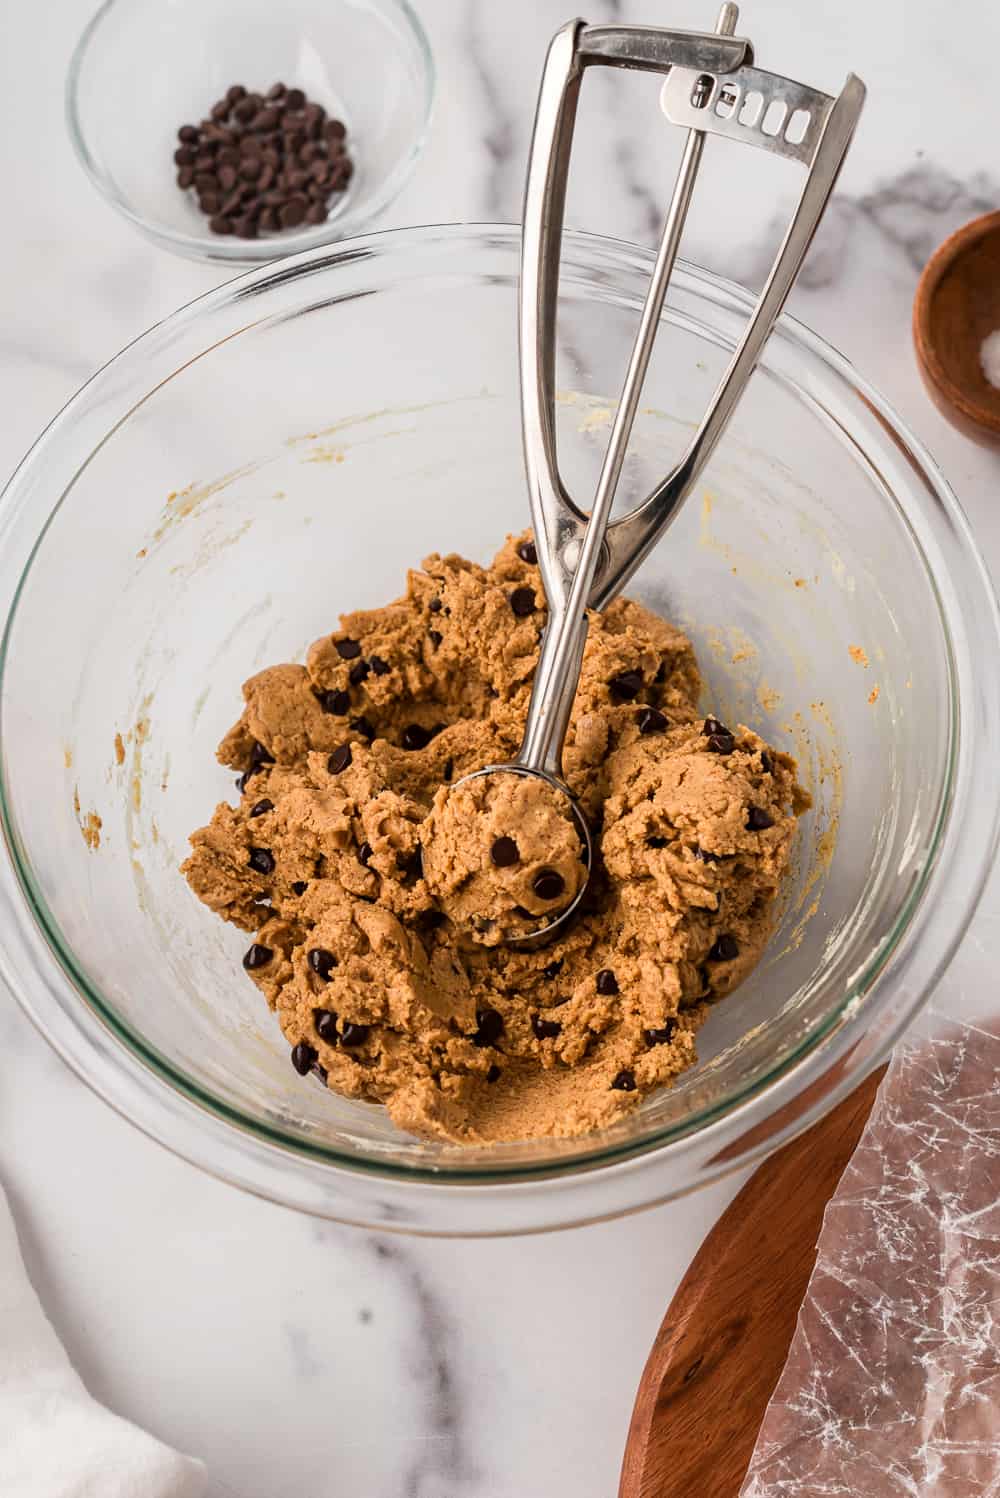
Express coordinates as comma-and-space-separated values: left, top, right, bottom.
619, 1065, 888, 1498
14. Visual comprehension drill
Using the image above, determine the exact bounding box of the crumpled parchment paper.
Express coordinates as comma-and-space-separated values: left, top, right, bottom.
741, 1015, 1000, 1496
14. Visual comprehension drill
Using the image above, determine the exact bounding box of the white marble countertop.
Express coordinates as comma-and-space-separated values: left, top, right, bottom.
2, 2, 999, 1494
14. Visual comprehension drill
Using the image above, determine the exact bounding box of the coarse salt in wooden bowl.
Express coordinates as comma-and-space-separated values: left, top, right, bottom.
913, 209, 1000, 448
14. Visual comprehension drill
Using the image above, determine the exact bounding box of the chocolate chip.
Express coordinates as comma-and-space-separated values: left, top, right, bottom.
370, 655, 390, 676
428, 629, 442, 648
532, 1014, 562, 1040
707, 732, 735, 755
249, 798, 273, 818
306, 202, 328, 225
349, 716, 375, 742
349, 660, 370, 685
340, 1021, 369, 1048
760, 751, 773, 774
177, 166, 195, 189
174, 145, 195, 166
473, 1007, 504, 1047
544, 959, 563, 979
442, 758, 454, 782
646, 835, 667, 849
654, 661, 668, 685
396, 845, 423, 880
209, 214, 233, 235
249, 740, 274, 769
490, 836, 519, 868
645, 1020, 677, 1046
401, 723, 432, 751
486, 1064, 502, 1083
532, 869, 565, 901
611, 1069, 636, 1092
248, 847, 275, 875
358, 842, 373, 867
242, 943, 272, 970
708, 934, 739, 962
313, 1063, 328, 1084
335, 637, 362, 659
291, 1041, 317, 1075
609, 669, 643, 703
291, 881, 308, 895
328, 744, 352, 774
428, 596, 442, 613
308, 948, 337, 980
595, 968, 619, 996
638, 707, 668, 735
704, 717, 736, 753
279, 196, 307, 228
695, 846, 720, 862
517, 540, 538, 564
178, 124, 199, 143
320, 689, 350, 715
509, 587, 536, 617
746, 805, 774, 831
286, 87, 306, 109
313, 1007, 339, 1044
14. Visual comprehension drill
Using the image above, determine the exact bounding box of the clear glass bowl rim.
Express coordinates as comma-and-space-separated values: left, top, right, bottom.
1, 223, 998, 1236
65, 0, 436, 264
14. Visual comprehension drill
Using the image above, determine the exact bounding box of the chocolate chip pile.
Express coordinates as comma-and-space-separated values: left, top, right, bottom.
173, 83, 353, 239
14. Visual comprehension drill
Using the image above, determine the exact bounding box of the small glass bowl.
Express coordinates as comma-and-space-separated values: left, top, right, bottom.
66, 0, 434, 263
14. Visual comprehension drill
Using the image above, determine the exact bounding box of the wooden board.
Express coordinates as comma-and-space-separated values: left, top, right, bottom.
619, 1065, 887, 1498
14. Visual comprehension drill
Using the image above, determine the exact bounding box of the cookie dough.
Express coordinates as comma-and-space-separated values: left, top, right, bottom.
422, 771, 587, 942
182, 534, 808, 1143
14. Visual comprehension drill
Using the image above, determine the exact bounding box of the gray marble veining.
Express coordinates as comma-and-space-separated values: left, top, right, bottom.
2, 2, 1000, 1496
371, 1239, 479, 1498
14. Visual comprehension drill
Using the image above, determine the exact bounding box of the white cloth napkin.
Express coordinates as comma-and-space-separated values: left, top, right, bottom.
0, 1180, 206, 1498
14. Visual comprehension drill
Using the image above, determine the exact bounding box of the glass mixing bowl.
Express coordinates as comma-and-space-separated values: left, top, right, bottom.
67, 0, 434, 263
1, 226, 997, 1236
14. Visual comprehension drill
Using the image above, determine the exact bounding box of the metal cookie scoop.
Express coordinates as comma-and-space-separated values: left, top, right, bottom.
449, 4, 865, 944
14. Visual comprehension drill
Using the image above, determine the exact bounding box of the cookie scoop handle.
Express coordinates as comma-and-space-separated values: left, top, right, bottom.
518, 7, 737, 780
517, 8, 865, 779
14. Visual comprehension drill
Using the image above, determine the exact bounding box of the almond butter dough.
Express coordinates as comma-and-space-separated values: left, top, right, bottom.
422, 771, 587, 942
182, 534, 807, 1143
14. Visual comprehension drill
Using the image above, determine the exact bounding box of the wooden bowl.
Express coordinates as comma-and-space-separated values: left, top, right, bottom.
913, 210, 1000, 448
